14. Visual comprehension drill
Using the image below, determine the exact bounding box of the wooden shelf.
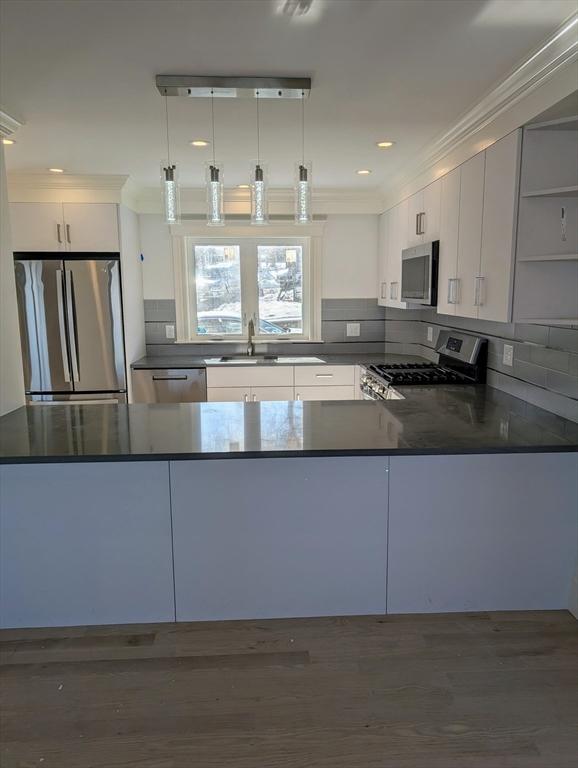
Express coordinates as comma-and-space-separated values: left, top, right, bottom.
526, 115, 578, 132
522, 186, 578, 199
518, 253, 578, 262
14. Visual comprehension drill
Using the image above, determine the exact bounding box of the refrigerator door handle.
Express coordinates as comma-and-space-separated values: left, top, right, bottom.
55, 269, 71, 383
65, 270, 80, 382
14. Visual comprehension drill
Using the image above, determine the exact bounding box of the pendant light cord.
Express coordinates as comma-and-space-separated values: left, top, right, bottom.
211, 90, 216, 165
301, 89, 305, 166
256, 91, 261, 164
164, 93, 171, 167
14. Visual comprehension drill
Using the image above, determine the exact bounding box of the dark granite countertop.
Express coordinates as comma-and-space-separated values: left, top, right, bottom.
1, 386, 576, 464
131, 353, 421, 369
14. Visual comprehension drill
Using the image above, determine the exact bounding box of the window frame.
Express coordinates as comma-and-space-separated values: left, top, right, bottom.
172, 223, 324, 343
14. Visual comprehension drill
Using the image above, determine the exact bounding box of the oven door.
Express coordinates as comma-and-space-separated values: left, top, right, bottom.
401, 242, 438, 305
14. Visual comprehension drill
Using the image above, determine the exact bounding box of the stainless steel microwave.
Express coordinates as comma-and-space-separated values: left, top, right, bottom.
401, 241, 439, 306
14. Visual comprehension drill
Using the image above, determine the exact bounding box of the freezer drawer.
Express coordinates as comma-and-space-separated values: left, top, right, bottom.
132, 369, 207, 403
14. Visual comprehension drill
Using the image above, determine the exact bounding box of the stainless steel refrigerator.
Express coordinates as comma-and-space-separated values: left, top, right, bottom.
14, 254, 127, 403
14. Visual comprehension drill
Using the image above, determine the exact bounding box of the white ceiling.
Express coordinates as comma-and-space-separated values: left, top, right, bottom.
1, 0, 575, 191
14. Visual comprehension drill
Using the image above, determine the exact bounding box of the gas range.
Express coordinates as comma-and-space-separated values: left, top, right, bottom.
360, 330, 488, 401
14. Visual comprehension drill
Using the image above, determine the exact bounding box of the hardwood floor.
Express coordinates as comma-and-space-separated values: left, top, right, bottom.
1, 611, 577, 768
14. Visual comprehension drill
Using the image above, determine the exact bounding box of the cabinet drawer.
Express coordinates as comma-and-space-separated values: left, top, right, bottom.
207, 366, 293, 388
295, 386, 356, 401
294, 365, 355, 387
250, 386, 294, 402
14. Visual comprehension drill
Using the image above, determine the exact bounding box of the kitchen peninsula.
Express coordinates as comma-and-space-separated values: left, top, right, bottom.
1, 387, 576, 630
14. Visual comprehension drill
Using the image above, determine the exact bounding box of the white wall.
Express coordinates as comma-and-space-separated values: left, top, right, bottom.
118, 205, 146, 400
0, 146, 25, 416
322, 215, 378, 299
138, 213, 379, 301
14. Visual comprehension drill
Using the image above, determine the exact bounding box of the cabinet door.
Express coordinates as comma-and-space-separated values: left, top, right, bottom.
386, 200, 408, 308
171, 457, 388, 621
0, 462, 174, 628
377, 211, 389, 306
250, 386, 294, 401
207, 387, 250, 402
406, 190, 424, 247
479, 131, 521, 322
437, 167, 461, 316
456, 153, 485, 318
62, 203, 119, 251
387, 453, 578, 613
10, 203, 65, 252
422, 179, 441, 241
295, 385, 356, 401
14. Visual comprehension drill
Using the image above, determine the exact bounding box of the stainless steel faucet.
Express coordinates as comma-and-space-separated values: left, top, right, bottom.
247, 317, 255, 357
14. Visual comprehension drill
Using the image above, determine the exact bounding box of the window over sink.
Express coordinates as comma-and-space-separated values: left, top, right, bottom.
178, 236, 315, 341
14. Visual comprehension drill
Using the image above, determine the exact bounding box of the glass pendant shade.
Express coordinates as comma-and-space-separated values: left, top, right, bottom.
250, 162, 268, 225
206, 162, 224, 226
161, 163, 180, 224
295, 162, 312, 224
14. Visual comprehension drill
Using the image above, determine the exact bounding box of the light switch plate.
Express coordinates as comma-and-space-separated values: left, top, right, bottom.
165, 324, 176, 340
346, 322, 361, 337
503, 344, 514, 367
427, 326, 434, 342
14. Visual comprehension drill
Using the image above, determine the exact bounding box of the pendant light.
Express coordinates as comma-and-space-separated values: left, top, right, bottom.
206, 91, 224, 226
295, 90, 312, 224
250, 91, 268, 225
161, 94, 180, 224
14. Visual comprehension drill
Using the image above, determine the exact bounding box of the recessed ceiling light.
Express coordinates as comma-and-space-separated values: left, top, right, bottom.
237, 184, 250, 189
190, 139, 210, 147
356, 169, 372, 175
2, 138, 15, 145
376, 140, 394, 148
48, 167, 64, 173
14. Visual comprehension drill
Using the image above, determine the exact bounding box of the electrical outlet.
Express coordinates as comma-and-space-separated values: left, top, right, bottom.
503, 344, 514, 367
346, 322, 360, 337
427, 326, 434, 342
165, 324, 176, 340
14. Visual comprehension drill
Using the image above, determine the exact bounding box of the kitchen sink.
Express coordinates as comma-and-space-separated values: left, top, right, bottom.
204, 356, 325, 365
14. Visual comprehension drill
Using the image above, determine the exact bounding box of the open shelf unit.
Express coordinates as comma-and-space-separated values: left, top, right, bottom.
513, 116, 578, 325
522, 186, 578, 198
517, 253, 578, 262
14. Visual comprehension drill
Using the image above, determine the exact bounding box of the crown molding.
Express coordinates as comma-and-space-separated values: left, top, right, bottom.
8, 172, 129, 190
0, 109, 23, 138
383, 13, 578, 201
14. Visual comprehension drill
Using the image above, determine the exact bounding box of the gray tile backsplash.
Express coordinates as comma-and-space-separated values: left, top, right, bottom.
413, 309, 578, 422
142, 296, 578, 422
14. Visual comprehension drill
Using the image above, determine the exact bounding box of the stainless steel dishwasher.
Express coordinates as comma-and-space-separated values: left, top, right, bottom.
132, 368, 207, 403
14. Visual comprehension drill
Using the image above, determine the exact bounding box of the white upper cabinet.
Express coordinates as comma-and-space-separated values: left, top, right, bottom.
406, 180, 441, 247
62, 204, 119, 252
10, 203, 120, 253
386, 199, 408, 308
377, 211, 389, 307
456, 152, 485, 319
422, 179, 441, 242
478, 131, 521, 322
10, 203, 67, 252
437, 167, 461, 316
406, 190, 424, 248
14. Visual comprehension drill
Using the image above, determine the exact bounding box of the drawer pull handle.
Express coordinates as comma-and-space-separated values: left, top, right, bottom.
315, 373, 333, 378
152, 376, 187, 381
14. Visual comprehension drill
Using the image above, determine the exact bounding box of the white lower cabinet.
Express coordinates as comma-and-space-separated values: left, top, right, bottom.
251, 386, 294, 402
0, 462, 175, 628
387, 453, 578, 613
170, 457, 389, 621
296, 385, 355, 401
207, 364, 357, 402
207, 387, 250, 402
